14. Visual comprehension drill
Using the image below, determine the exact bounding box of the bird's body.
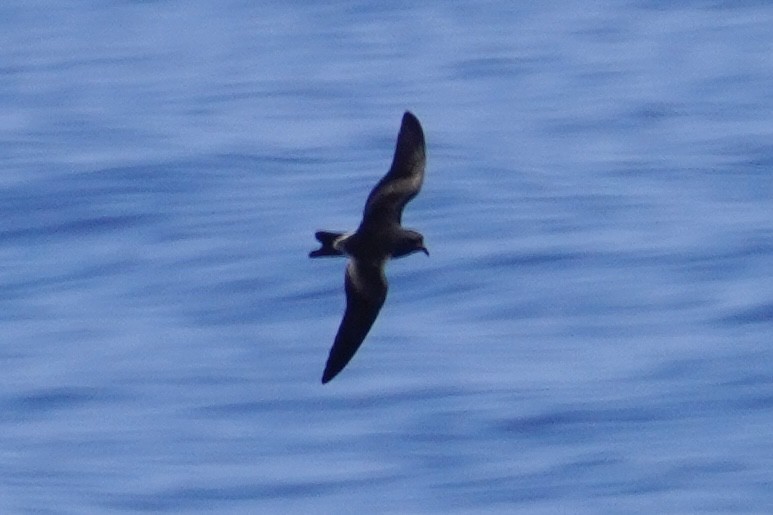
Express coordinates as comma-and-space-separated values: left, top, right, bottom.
310, 112, 428, 383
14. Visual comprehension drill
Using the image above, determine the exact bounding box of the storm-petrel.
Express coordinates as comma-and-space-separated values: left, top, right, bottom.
310, 111, 428, 384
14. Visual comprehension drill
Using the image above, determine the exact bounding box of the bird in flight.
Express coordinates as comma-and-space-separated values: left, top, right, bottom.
310, 111, 429, 383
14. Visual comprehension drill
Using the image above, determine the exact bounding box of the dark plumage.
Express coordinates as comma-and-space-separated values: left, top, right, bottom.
310, 111, 429, 383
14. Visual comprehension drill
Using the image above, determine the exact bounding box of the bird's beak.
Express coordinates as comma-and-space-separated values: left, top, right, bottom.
420, 246, 429, 256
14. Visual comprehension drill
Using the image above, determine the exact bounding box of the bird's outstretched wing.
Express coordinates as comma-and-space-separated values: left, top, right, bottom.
321, 259, 388, 383
361, 111, 426, 229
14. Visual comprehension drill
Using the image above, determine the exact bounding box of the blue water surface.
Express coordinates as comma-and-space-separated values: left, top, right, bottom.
1, 1, 772, 513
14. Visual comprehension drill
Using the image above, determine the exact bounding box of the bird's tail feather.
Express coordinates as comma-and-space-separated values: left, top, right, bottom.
309, 231, 345, 258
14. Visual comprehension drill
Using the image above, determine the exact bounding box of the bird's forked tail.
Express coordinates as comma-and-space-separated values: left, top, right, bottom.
309, 231, 346, 258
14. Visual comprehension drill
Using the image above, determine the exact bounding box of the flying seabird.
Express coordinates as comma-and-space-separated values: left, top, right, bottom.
310, 111, 429, 384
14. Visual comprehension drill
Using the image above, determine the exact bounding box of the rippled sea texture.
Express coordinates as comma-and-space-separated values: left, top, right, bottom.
2, 1, 772, 513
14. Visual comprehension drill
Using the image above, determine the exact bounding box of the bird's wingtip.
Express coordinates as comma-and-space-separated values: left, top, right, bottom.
402, 110, 420, 125
397, 111, 425, 150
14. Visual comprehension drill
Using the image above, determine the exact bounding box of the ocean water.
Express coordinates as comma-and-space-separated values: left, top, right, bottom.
1, 1, 772, 513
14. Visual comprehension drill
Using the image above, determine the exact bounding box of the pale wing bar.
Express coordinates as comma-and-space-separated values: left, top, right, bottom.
362, 112, 426, 227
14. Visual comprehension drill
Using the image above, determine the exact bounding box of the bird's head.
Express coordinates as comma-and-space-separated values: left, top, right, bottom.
393, 229, 429, 258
